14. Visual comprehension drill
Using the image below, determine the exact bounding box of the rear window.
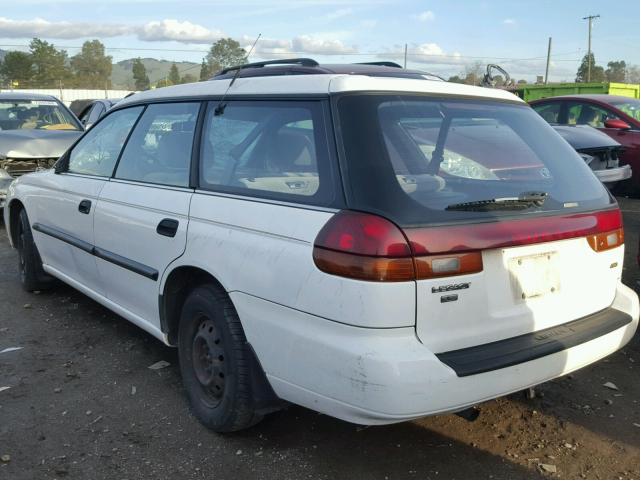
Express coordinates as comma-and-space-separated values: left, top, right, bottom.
336, 94, 612, 226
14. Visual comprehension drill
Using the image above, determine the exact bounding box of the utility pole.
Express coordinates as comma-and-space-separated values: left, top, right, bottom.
544, 37, 552, 84
403, 43, 408, 69
583, 14, 600, 82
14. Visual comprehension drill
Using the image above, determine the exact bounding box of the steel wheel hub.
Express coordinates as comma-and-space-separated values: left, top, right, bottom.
192, 318, 226, 399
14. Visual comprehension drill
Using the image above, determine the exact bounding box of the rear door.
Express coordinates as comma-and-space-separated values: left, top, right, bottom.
93, 102, 200, 328
32, 106, 143, 295
336, 94, 620, 353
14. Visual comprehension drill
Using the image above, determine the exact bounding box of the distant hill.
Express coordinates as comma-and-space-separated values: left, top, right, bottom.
111, 58, 200, 89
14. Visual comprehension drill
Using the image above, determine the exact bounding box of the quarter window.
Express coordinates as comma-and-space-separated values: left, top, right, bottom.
115, 103, 200, 187
200, 101, 332, 203
68, 106, 143, 176
532, 102, 561, 123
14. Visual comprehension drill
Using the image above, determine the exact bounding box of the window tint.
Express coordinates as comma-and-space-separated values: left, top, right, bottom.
68, 106, 143, 176
532, 102, 561, 123
608, 98, 640, 121
115, 103, 200, 187
337, 95, 611, 226
200, 101, 332, 203
567, 102, 622, 128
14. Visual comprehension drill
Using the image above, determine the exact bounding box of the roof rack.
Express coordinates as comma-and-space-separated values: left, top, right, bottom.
217, 58, 319, 76
356, 61, 403, 69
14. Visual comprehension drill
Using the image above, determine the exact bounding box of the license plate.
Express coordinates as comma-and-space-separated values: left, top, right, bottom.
509, 252, 560, 300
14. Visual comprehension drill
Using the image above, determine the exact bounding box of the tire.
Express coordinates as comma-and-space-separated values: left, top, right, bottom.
178, 284, 263, 432
17, 209, 55, 292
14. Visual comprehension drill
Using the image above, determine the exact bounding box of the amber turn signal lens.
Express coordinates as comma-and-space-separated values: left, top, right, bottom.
414, 252, 483, 279
586, 228, 624, 252
313, 248, 416, 282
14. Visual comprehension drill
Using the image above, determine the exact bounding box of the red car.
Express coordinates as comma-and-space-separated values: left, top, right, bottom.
530, 95, 640, 194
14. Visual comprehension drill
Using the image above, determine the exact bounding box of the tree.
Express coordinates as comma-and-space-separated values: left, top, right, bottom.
29, 38, 69, 87
181, 73, 198, 84
605, 60, 627, 83
199, 59, 212, 81
492, 74, 505, 87
627, 65, 640, 84
575, 53, 605, 83
0, 51, 33, 87
447, 75, 465, 84
463, 61, 484, 86
204, 38, 247, 75
70, 40, 112, 88
517, 79, 528, 84
132, 58, 150, 90
168, 63, 181, 85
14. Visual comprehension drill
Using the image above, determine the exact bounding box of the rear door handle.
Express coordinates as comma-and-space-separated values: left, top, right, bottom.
156, 218, 179, 238
78, 199, 92, 214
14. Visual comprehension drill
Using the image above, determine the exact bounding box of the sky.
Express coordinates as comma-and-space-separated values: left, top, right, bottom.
0, 0, 639, 82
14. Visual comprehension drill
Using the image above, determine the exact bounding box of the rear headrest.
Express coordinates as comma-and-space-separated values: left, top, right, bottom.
266, 130, 315, 172
157, 130, 193, 169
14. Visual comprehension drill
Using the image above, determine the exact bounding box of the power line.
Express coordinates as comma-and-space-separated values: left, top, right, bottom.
0, 43, 584, 62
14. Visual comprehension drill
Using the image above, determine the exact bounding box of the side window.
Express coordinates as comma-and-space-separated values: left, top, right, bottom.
68, 106, 143, 176
115, 102, 200, 187
200, 101, 332, 203
532, 102, 561, 124
568, 102, 622, 128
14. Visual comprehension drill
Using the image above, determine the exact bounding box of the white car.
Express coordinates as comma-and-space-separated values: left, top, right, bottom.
3, 60, 638, 432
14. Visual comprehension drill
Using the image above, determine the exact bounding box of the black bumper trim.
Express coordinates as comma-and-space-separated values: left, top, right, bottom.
436, 307, 632, 377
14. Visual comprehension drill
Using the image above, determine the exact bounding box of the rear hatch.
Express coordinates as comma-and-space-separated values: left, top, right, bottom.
335, 93, 622, 352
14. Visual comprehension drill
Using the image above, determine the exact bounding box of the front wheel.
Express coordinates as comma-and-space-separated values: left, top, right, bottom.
178, 284, 263, 432
16, 209, 55, 292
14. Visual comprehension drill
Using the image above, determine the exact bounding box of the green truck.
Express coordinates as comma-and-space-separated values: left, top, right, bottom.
515, 82, 640, 102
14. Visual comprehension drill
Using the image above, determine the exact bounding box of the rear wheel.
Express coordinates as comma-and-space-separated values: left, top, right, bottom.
17, 209, 54, 292
178, 284, 262, 432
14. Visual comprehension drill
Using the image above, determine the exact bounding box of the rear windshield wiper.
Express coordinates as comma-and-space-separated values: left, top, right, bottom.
445, 191, 548, 212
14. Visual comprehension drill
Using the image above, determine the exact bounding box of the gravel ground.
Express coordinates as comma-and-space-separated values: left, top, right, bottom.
1, 198, 639, 480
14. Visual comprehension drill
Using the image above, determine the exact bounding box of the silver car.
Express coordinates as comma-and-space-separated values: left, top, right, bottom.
0, 93, 83, 208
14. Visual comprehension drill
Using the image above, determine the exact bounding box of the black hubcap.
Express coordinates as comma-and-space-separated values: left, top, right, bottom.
192, 318, 226, 402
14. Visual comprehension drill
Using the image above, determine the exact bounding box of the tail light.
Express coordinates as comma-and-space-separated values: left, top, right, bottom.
312, 211, 415, 282
313, 208, 623, 282
312, 211, 481, 282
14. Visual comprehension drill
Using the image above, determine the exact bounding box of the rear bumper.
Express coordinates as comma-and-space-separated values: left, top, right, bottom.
233, 282, 638, 425
436, 307, 632, 377
594, 164, 632, 185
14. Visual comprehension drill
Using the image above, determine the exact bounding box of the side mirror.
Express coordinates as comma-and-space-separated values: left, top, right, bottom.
604, 119, 631, 130
54, 152, 69, 174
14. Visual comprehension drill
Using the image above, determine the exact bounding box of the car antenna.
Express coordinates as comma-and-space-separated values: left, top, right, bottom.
214, 33, 261, 116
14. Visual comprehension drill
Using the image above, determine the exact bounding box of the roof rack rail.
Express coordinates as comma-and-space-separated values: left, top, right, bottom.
217, 58, 319, 76
356, 61, 403, 69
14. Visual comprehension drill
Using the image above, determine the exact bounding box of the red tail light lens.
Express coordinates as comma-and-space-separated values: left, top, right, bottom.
405, 209, 623, 255
314, 210, 412, 257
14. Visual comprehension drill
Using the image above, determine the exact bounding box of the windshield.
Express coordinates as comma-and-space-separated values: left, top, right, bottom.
0, 99, 80, 131
337, 94, 612, 226
609, 98, 640, 122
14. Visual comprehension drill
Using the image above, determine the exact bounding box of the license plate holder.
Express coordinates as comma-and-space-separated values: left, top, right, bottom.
509, 252, 560, 301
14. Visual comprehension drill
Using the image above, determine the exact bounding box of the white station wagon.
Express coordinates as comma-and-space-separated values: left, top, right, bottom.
4, 59, 638, 432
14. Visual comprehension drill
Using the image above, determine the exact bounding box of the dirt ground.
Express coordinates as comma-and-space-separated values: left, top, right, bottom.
1, 198, 639, 480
